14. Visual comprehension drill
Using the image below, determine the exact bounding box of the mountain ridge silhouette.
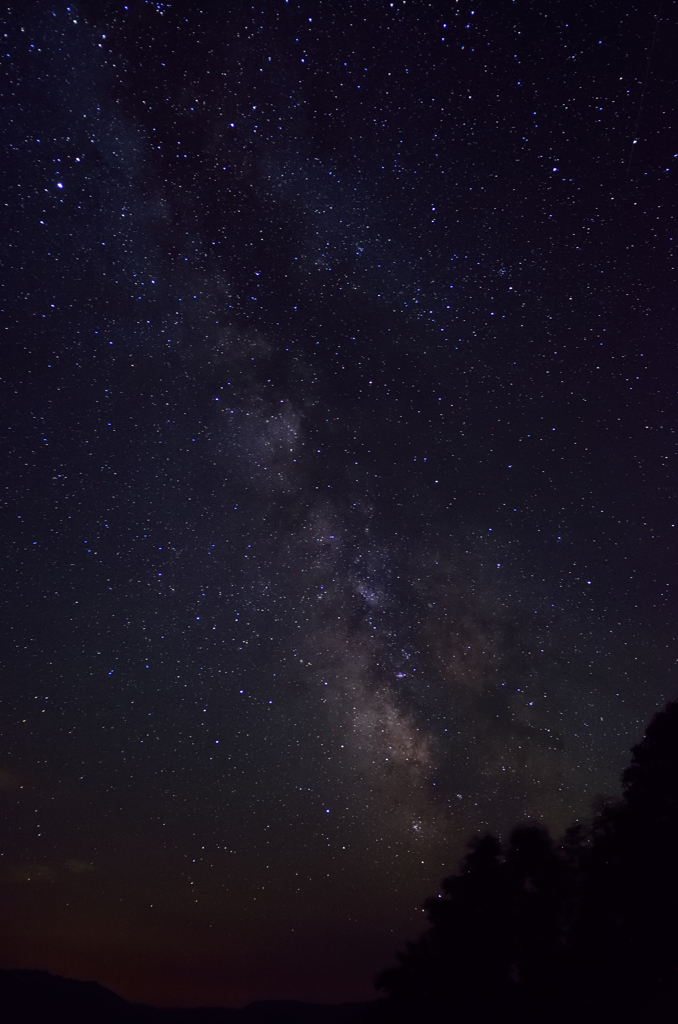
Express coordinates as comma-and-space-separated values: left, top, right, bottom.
0, 968, 370, 1024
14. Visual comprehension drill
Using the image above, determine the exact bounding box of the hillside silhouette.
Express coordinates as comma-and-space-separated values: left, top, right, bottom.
0, 969, 368, 1024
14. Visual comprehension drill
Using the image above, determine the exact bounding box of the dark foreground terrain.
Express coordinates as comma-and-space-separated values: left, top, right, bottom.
0, 970, 369, 1024
5, 700, 678, 1024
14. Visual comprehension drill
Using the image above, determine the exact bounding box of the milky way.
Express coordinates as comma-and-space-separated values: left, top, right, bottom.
0, 0, 676, 1008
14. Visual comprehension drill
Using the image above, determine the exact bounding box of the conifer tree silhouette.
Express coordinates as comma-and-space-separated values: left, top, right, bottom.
571, 700, 678, 1020
504, 824, 565, 1016
373, 834, 513, 1023
371, 701, 678, 1024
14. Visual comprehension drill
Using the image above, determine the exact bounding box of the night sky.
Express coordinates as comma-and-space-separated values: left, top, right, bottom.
1, 0, 677, 1009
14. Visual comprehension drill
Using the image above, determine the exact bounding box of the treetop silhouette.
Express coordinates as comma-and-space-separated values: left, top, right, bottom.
371, 699, 678, 1024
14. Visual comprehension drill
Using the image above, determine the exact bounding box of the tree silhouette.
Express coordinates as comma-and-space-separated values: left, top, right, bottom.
373, 834, 513, 1022
372, 827, 568, 1023
504, 824, 565, 1016
570, 701, 678, 1020
372, 700, 678, 1024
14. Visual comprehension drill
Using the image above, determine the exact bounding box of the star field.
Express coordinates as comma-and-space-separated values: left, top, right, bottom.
0, 0, 676, 1009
